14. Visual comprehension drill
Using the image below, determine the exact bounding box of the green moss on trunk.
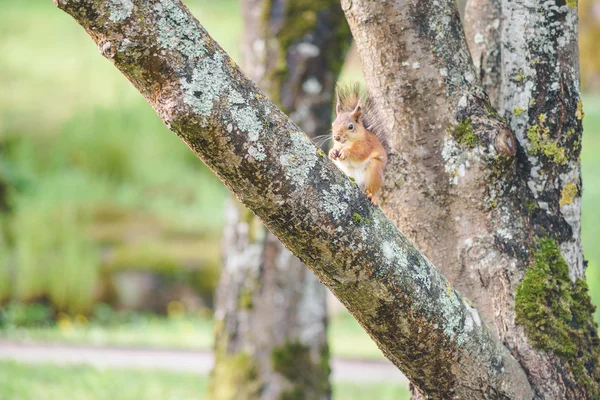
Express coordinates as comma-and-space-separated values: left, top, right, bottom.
525, 114, 568, 165
560, 182, 579, 206
208, 351, 262, 400
515, 238, 600, 395
208, 321, 263, 400
271, 341, 330, 400
447, 118, 477, 148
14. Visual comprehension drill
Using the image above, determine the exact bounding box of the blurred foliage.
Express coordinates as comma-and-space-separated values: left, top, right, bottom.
0, 302, 215, 349
0, 302, 53, 328
0, 0, 233, 314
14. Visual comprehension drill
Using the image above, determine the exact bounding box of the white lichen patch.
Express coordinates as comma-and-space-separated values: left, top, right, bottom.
495, 205, 520, 241
108, 0, 134, 22
442, 137, 463, 185
119, 38, 135, 52
228, 90, 262, 141
154, 0, 206, 59
415, 257, 433, 291
382, 241, 405, 265
384, 240, 433, 290
438, 286, 463, 340
180, 52, 228, 116
463, 313, 474, 333
248, 145, 266, 161
463, 298, 482, 330
280, 131, 319, 188
322, 183, 350, 220
559, 166, 584, 280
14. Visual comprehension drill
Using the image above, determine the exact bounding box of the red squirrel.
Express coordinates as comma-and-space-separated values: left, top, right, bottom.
328, 85, 388, 205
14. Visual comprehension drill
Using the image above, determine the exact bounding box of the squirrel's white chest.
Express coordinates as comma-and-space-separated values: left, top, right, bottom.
334, 158, 369, 188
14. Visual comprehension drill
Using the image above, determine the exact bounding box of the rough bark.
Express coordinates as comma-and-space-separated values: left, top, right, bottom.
499, 0, 595, 395
342, 0, 518, 341
464, 0, 503, 108
55, 0, 533, 398
344, 0, 598, 398
210, 1, 350, 399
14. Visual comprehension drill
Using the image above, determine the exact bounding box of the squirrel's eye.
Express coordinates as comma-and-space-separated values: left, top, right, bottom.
348, 123, 354, 130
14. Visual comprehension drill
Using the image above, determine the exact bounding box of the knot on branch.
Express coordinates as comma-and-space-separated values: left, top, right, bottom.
99, 40, 116, 59
495, 129, 516, 157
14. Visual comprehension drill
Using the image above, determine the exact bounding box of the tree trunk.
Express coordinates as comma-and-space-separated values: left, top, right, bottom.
464, 0, 502, 109
344, 0, 598, 398
210, 2, 349, 399
55, 0, 597, 397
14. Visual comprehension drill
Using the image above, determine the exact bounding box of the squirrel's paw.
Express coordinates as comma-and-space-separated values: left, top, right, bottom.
338, 148, 350, 161
367, 192, 379, 206
328, 148, 340, 160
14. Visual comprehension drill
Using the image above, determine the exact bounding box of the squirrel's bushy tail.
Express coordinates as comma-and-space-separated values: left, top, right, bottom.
335, 83, 389, 151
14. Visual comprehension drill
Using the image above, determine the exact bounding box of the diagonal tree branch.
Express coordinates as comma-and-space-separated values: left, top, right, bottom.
54, 0, 532, 397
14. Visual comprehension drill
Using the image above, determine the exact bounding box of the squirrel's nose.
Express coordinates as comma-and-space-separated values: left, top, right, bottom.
334, 135, 341, 141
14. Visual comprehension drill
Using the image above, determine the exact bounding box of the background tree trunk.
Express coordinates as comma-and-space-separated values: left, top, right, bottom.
579, 0, 600, 92
210, 2, 350, 399
344, 0, 598, 398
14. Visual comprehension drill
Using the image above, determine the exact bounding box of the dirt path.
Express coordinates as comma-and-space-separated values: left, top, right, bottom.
0, 341, 407, 384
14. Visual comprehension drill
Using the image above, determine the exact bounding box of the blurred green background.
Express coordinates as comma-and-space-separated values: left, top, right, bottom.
0, 0, 598, 399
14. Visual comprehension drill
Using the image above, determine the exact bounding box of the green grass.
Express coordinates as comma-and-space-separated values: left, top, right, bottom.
0, 361, 410, 400
0, 317, 197, 350
0, 314, 214, 351
0, 361, 210, 400
0, 311, 386, 360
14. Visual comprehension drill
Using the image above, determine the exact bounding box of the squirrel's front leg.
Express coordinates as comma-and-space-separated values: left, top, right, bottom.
365, 157, 385, 205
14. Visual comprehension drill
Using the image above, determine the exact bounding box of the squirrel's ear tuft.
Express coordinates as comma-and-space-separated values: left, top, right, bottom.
352, 104, 362, 122
336, 92, 342, 115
